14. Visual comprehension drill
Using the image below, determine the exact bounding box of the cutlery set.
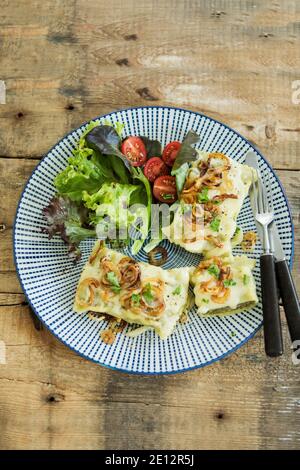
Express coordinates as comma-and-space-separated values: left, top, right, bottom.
246, 151, 300, 356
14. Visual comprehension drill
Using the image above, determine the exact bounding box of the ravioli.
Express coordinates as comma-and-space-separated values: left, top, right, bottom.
74, 241, 190, 339
163, 151, 255, 258
190, 255, 258, 316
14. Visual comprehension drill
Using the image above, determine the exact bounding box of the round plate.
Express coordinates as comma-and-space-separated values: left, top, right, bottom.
14, 106, 294, 374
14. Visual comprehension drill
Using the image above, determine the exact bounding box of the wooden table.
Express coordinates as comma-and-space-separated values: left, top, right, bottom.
0, 0, 299, 450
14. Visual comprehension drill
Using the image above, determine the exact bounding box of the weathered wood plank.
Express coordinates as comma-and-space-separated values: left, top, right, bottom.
0, 305, 299, 449
1, 0, 300, 452
0, 1, 300, 167
0, 273, 22, 294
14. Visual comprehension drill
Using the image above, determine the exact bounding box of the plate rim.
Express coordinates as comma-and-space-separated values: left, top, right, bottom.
13, 105, 295, 375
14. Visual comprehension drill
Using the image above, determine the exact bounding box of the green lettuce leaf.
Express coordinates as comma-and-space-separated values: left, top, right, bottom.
82, 182, 142, 246
54, 122, 130, 201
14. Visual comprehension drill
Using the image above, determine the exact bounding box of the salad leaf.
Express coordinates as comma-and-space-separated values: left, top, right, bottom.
140, 136, 162, 158
171, 130, 201, 193
82, 182, 141, 244
171, 162, 189, 194
85, 125, 131, 171
42, 196, 96, 261
131, 167, 152, 254
54, 149, 111, 202
83, 182, 139, 211
54, 123, 131, 200
103, 119, 124, 138
172, 130, 201, 171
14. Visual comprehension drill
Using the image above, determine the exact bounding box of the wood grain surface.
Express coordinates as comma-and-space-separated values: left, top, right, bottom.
0, 0, 299, 450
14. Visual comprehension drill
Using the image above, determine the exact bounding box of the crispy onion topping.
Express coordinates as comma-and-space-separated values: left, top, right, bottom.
212, 193, 238, 202
89, 241, 104, 264
182, 204, 204, 243
100, 257, 121, 287
204, 235, 224, 248
140, 279, 165, 317
120, 278, 165, 318
241, 231, 257, 251
76, 278, 100, 308
196, 257, 223, 273
200, 278, 220, 295
118, 257, 141, 289
207, 152, 230, 166
181, 152, 232, 203
211, 286, 230, 304
197, 257, 234, 305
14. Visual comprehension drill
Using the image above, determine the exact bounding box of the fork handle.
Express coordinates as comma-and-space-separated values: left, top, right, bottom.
276, 259, 300, 344
260, 254, 283, 357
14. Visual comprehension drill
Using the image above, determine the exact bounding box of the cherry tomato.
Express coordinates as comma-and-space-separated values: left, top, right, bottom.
153, 175, 177, 204
162, 141, 181, 167
121, 136, 147, 167
143, 157, 169, 183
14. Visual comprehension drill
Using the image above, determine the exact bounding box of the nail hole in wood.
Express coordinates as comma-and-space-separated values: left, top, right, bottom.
216, 412, 224, 420
115, 58, 129, 67
136, 87, 159, 101
17, 112, 24, 119
66, 104, 75, 111
46, 393, 65, 403
124, 34, 138, 41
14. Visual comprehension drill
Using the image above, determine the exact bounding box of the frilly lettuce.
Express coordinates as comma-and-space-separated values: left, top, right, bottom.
44, 121, 152, 259
42, 196, 96, 261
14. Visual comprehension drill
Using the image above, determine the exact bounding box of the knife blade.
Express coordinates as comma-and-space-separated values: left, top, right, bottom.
245, 150, 300, 344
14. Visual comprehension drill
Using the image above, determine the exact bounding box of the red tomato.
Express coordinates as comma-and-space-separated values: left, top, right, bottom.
121, 137, 147, 167
153, 175, 177, 204
162, 141, 181, 167
143, 157, 169, 183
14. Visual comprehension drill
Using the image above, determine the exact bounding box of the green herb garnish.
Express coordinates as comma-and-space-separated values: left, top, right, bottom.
131, 293, 141, 305
243, 274, 250, 285
162, 193, 174, 200
143, 283, 154, 304
230, 331, 237, 337
223, 279, 237, 287
173, 286, 181, 295
197, 187, 209, 203
207, 264, 220, 278
107, 271, 121, 293
202, 298, 209, 304
210, 217, 221, 232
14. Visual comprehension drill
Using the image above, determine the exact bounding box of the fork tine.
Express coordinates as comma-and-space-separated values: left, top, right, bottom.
267, 171, 273, 212
252, 171, 258, 213
256, 170, 265, 213
259, 170, 269, 212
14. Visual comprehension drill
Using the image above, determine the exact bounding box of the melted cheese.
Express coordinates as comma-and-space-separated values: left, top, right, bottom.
190, 255, 258, 316
73, 242, 190, 339
163, 150, 255, 257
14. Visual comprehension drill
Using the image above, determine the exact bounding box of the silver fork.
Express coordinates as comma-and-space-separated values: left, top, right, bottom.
252, 170, 283, 357
252, 171, 274, 254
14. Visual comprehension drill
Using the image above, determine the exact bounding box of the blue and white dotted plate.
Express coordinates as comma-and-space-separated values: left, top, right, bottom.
14, 107, 294, 374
